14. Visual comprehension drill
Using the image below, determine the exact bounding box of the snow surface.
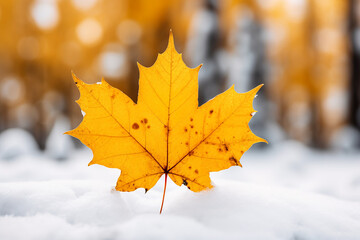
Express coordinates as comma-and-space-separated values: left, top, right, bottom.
0, 140, 360, 240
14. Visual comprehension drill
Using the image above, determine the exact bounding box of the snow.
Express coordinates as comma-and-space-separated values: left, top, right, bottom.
45, 116, 74, 160
0, 139, 360, 240
0, 129, 39, 160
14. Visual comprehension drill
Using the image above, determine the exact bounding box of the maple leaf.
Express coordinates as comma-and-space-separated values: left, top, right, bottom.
66, 31, 267, 213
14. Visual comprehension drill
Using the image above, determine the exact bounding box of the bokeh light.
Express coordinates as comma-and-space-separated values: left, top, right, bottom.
0, 0, 358, 151
31, 0, 59, 30
76, 18, 103, 46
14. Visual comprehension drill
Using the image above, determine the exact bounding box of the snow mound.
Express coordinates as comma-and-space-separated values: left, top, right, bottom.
0, 142, 360, 239
0, 129, 39, 160
0, 180, 359, 240
45, 116, 74, 160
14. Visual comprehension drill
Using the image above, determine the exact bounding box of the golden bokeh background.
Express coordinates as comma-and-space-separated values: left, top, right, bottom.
0, 0, 359, 153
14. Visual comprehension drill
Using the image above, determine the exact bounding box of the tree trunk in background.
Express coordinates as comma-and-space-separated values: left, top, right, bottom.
257, 0, 350, 149
185, 0, 223, 105
350, 0, 360, 137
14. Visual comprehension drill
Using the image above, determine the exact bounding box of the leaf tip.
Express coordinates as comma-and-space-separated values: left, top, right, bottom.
243, 84, 264, 99
254, 84, 264, 92
64, 129, 77, 137
261, 138, 269, 144
137, 61, 145, 70
71, 71, 84, 86
167, 29, 176, 52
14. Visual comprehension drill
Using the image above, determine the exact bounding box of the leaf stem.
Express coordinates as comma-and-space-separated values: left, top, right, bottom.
159, 173, 168, 214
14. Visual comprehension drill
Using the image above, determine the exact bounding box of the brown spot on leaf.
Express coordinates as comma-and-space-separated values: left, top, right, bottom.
195, 169, 199, 174
195, 131, 198, 135
132, 123, 139, 129
184, 127, 188, 132
111, 94, 115, 99
190, 118, 193, 121
190, 125, 194, 128
75, 81, 78, 84
209, 110, 214, 114
229, 156, 238, 165
144, 118, 148, 124
147, 125, 150, 129
218, 148, 223, 152
183, 179, 188, 186
145, 188, 148, 193
224, 144, 229, 151
188, 166, 192, 169
185, 142, 189, 146
140, 120, 143, 124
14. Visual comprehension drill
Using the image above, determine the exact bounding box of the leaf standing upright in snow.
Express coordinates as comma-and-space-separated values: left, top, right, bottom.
66, 31, 267, 213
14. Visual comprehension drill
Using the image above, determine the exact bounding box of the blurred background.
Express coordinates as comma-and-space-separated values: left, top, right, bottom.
0, 0, 359, 160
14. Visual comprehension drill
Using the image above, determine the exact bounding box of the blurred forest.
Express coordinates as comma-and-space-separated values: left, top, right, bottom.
0, 0, 359, 156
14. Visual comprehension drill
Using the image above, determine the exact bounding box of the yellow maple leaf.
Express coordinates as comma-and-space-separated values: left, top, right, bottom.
66, 31, 266, 213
